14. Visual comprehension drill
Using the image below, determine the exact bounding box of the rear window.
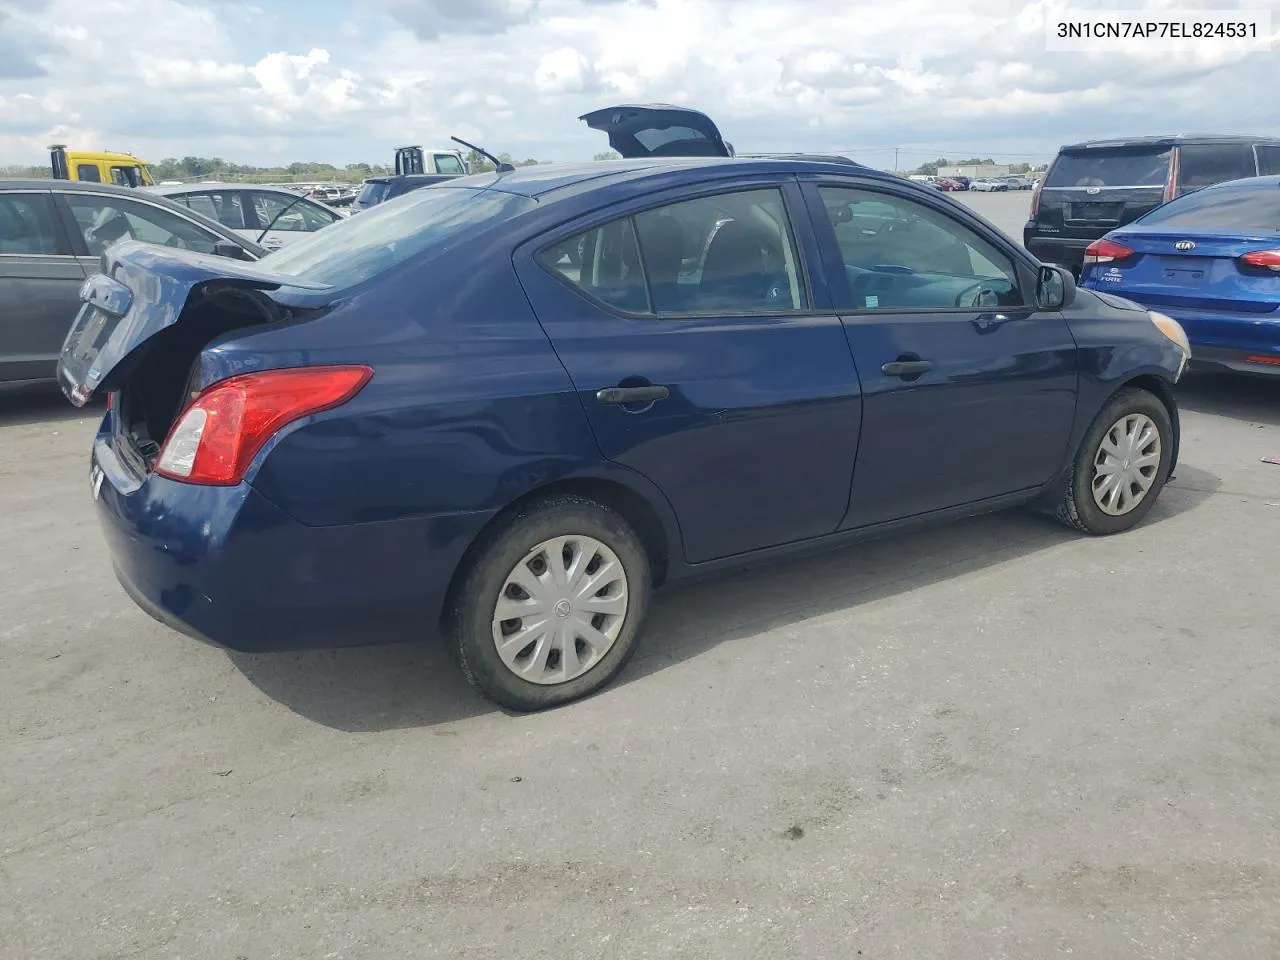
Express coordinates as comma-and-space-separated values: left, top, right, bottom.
1137, 181, 1280, 231
1257, 146, 1280, 176
259, 186, 535, 290
433, 154, 465, 175
357, 181, 389, 206
1045, 148, 1171, 188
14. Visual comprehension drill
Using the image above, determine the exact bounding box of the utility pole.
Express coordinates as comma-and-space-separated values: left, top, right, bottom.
894, 147, 899, 172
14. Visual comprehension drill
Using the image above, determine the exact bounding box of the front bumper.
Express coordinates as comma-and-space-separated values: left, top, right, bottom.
91, 429, 492, 653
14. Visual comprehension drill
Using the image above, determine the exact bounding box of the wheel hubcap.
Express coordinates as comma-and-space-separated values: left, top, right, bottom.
491, 535, 629, 686
1091, 413, 1161, 516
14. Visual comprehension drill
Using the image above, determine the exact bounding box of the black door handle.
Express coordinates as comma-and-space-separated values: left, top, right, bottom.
596, 385, 670, 405
881, 360, 932, 378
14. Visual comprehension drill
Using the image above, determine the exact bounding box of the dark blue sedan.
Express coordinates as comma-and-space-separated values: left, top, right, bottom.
58, 153, 1190, 710
1080, 175, 1280, 375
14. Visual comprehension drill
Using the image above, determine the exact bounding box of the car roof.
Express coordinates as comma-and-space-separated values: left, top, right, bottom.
146, 183, 298, 196
1060, 134, 1280, 151
0, 178, 154, 195
0, 178, 266, 255
451, 157, 903, 202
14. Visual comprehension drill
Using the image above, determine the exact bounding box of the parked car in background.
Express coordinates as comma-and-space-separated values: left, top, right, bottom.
146, 183, 342, 251
949, 176, 971, 189
59, 145, 1189, 711
0, 180, 262, 387
1080, 175, 1280, 376
308, 186, 355, 208
970, 178, 1007, 192
1024, 135, 1280, 278
933, 178, 964, 192
350, 173, 462, 214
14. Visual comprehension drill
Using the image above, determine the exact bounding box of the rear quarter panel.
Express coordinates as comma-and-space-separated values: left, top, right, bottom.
201, 229, 682, 545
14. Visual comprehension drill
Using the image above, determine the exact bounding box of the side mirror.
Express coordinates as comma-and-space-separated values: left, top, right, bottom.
213, 239, 254, 261
1036, 264, 1076, 310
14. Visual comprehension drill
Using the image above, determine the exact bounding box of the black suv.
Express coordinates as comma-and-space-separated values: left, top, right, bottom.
1025, 135, 1280, 277
350, 173, 461, 214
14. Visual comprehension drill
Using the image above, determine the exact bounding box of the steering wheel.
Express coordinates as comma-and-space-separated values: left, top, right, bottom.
954, 282, 999, 309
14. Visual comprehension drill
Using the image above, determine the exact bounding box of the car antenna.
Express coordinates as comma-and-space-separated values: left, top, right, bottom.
451, 136, 515, 173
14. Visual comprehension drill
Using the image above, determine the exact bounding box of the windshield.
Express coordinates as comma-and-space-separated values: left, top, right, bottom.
1137, 181, 1280, 231
357, 181, 390, 206
1046, 148, 1171, 188
260, 186, 535, 290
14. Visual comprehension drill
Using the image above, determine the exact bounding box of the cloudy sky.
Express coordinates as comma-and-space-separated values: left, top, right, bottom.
1, 0, 1277, 170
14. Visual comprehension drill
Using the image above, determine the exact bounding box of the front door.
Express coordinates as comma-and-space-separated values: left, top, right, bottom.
517, 180, 863, 563
0, 190, 86, 383
803, 180, 1080, 528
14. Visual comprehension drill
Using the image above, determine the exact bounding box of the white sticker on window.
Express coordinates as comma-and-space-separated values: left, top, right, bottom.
865, 295, 879, 308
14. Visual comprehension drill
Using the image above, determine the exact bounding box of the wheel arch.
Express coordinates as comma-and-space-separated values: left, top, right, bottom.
1115, 372, 1181, 476
440, 473, 677, 636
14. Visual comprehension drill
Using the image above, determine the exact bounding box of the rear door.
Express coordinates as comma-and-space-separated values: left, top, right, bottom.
516, 177, 863, 564
0, 189, 86, 384
804, 179, 1079, 527
579, 104, 732, 159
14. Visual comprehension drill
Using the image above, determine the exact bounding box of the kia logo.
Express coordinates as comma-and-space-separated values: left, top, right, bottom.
1175, 240, 1196, 251
1086, 187, 1101, 195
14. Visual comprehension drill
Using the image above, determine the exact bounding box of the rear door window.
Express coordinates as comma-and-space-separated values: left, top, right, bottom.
76, 164, 102, 183
1137, 181, 1280, 231
1178, 142, 1257, 189
171, 191, 250, 229
1045, 149, 1171, 188
63, 194, 222, 256
0, 192, 63, 255
1253, 145, 1280, 177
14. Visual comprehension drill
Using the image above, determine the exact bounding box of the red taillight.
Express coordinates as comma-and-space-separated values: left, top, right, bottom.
1084, 238, 1135, 265
1164, 149, 1180, 203
155, 365, 372, 485
1244, 354, 1280, 366
1029, 176, 1044, 217
1240, 249, 1280, 272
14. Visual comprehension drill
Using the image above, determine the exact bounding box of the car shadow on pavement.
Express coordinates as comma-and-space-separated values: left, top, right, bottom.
0, 386, 91, 427
229, 470, 1220, 733
1176, 371, 1280, 427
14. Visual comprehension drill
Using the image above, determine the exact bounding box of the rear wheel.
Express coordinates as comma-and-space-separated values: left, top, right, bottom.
448, 496, 652, 711
1055, 387, 1173, 535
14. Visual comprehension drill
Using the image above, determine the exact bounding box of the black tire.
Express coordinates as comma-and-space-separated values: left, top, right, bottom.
1056, 387, 1174, 535
447, 495, 652, 711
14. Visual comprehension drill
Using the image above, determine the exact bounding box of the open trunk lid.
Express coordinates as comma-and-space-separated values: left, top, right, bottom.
58, 240, 332, 407
580, 104, 732, 159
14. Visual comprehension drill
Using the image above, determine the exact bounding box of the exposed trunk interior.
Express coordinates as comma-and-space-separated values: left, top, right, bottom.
114, 286, 283, 473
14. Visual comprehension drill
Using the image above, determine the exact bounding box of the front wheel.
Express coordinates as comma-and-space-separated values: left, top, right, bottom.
447, 495, 652, 711
1055, 387, 1174, 535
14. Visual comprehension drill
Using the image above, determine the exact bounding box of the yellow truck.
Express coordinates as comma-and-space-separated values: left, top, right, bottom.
49, 144, 155, 187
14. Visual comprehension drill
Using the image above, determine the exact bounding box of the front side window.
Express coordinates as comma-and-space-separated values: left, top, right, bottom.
433, 154, 465, 175
252, 192, 338, 232
63, 194, 221, 256
817, 186, 1021, 311
1178, 142, 1257, 189
0, 193, 62, 255
110, 166, 143, 187
538, 187, 806, 316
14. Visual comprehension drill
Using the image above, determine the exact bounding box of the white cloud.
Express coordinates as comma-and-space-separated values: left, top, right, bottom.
1, 0, 1278, 168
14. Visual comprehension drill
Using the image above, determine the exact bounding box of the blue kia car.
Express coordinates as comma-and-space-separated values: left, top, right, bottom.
1080, 175, 1280, 375
58, 114, 1191, 710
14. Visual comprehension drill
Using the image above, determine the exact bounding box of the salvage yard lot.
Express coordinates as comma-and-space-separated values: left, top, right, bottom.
3, 191, 1280, 959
